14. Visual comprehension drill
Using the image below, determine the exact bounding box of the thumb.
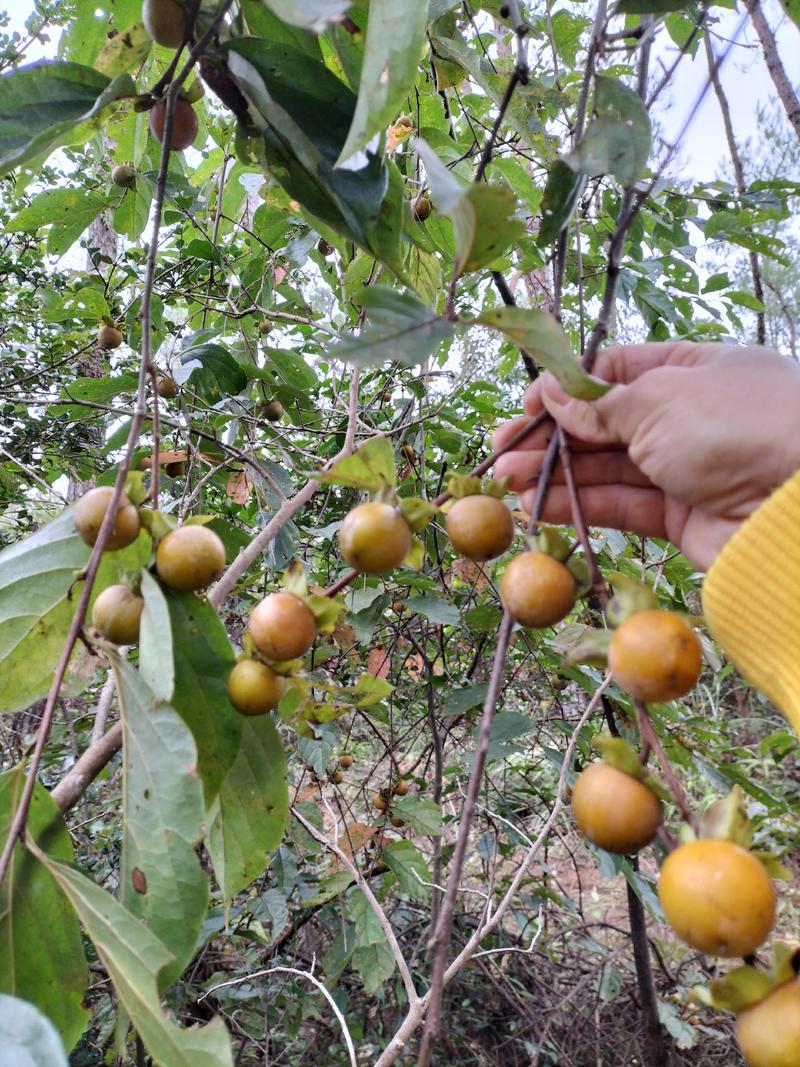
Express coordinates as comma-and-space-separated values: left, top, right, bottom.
540, 372, 630, 446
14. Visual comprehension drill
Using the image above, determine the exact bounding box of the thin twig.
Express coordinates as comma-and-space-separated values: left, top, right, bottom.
292, 807, 419, 1006
201, 964, 357, 1067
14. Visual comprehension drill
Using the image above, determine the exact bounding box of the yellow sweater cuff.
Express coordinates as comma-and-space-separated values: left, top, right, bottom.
702, 471, 800, 734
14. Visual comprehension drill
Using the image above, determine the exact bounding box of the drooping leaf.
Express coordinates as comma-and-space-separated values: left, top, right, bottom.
330, 287, 454, 369
26, 839, 234, 1067
537, 159, 584, 245
392, 795, 443, 835
476, 307, 611, 400
222, 38, 405, 277
382, 839, 431, 896
564, 76, 651, 187
180, 342, 249, 401
0, 62, 135, 174
339, 0, 428, 164
0, 507, 150, 713
0, 995, 70, 1067
416, 139, 524, 274
0, 769, 89, 1051
208, 714, 289, 905
317, 436, 397, 490
165, 590, 243, 804
113, 173, 154, 240
260, 0, 352, 31
139, 571, 174, 703
114, 656, 208, 990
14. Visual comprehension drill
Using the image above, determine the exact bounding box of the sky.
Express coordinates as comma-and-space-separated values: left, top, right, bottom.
2, 1, 799, 184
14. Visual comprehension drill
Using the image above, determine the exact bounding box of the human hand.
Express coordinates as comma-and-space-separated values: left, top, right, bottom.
493, 341, 800, 571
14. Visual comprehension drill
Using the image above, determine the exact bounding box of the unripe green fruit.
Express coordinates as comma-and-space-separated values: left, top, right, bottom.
142, 0, 187, 49
97, 324, 123, 349
149, 97, 198, 152
181, 78, 204, 104
111, 164, 136, 188
74, 487, 140, 551
92, 584, 144, 645
413, 196, 432, 222
227, 659, 285, 716
262, 400, 284, 422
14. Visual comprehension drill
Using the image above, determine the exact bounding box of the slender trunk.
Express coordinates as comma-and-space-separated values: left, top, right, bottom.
704, 33, 766, 343
627, 872, 669, 1065
745, 0, 800, 141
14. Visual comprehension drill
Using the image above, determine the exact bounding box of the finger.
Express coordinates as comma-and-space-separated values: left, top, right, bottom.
507, 341, 728, 455
493, 414, 538, 452
518, 484, 668, 541
495, 448, 653, 491
493, 416, 628, 456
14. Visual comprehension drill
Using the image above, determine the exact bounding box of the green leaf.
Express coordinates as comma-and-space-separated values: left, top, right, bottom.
406, 594, 460, 627
26, 839, 235, 1067
139, 571, 174, 704
352, 939, 397, 995
0, 507, 150, 713
564, 77, 651, 186
537, 159, 584, 245
180, 342, 248, 401
476, 307, 611, 400
165, 590, 244, 805
42, 286, 111, 323
331, 287, 454, 369
443, 684, 489, 717
318, 436, 397, 490
0, 62, 135, 174
208, 714, 289, 905
382, 840, 431, 896
0, 768, 89, 1051
339, 0, 428, 164
94, 21, 152, 77
113, 173, 154, 240
260, 0, 352, 30
0, 995, 70, 1067
7, 188, 116, 257
780, 0, 800, 30
416, 139, 525, 274
727, 290, 766, 312
693, 965, 775, 1013
223, 38, 405, 277
391, 795, 443, 835
114, 656, 208, 990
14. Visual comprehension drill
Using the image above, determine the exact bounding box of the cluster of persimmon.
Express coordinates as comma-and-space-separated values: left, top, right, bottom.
227, 590, 318, 717
571, 752, 791, 1065
75, 486, 225, 645
372, 776, 411, 828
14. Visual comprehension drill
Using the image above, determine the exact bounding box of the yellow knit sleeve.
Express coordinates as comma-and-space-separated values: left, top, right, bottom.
702, 471, 800, 734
